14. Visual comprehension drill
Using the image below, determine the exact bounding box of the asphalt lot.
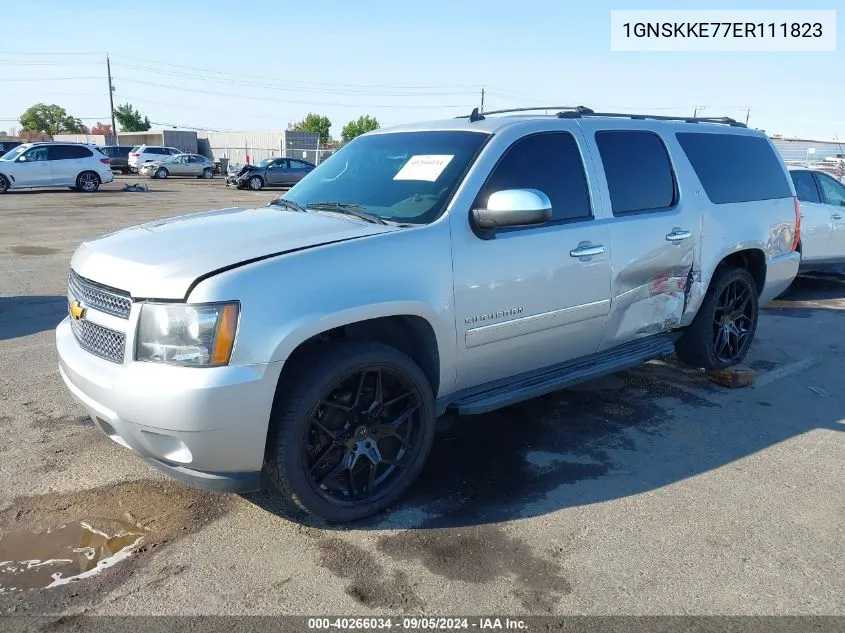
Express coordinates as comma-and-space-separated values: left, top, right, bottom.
0, 175, 843, 617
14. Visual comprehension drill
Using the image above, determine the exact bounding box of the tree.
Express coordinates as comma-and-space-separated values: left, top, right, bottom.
114, 103, 151, 132
90, 122, 114, 135
293, 112, 332, 145
18, 103, 84, 136
341, 115, 380, 143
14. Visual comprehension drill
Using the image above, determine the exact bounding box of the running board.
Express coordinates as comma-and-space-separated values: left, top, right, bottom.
448, 334, 678, 416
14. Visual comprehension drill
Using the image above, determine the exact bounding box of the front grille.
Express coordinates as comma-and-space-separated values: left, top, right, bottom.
68, 269, 132, 319
69, 317, 126, 364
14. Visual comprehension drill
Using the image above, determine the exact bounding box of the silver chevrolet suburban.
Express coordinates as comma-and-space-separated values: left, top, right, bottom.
57, 106, 801, 522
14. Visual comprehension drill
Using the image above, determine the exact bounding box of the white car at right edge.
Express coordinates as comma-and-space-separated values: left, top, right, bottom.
788, 166, 845, 272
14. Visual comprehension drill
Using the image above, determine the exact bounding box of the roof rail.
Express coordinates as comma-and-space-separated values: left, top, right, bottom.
457, 105, 746, 127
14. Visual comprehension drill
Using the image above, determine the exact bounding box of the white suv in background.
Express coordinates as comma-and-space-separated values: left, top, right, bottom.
128, 146, 184, 172
0, 142, 115, 193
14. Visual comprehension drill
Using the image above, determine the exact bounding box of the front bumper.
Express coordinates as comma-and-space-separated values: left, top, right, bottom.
56, 316, 280, 493
760, 251, 801, 305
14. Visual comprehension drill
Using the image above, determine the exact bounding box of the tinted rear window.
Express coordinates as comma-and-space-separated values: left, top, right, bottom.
594, 130, 676, 215
675, 132, 792, 204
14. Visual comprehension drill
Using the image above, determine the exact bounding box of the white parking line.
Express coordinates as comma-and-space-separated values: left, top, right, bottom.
753, 357, 818, 389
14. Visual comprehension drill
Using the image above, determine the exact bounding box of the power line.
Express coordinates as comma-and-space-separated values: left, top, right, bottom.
1, 76, 102, 82
113, 77, 475, 109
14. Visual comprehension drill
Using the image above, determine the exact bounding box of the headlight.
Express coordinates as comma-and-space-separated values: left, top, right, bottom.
135, 302, 239, 367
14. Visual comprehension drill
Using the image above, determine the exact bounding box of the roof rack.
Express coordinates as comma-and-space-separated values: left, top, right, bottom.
457, 106, 746, 127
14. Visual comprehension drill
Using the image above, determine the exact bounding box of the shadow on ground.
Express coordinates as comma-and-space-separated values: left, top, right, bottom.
0, 295, 66, 341
246, 356, 843, 531
764, 271, 845, 318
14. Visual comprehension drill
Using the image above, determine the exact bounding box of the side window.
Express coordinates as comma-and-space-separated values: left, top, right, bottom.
290, 160, 310, 169
816, 173, 845, 207
595, 130, 676, 215
274, 159, 289, 168
169, 148, 182, 155
47, 145, 74, 161
68, 146, 92, 159
475, 131, 592, 222
790, 171, 821, 204
675, 132, 793, 204
23, 147, 49, 162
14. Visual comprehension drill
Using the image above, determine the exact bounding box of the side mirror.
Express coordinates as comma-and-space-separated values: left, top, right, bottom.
471, 189, 553, 230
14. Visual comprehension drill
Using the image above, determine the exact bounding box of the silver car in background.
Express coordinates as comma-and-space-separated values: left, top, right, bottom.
788, 166, 845, 272
140, 153, 215, 179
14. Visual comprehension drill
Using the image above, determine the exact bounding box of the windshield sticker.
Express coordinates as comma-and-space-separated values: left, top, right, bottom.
393, 155, 454, 182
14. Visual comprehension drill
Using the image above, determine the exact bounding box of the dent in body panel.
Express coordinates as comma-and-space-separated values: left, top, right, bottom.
606, 245, 695, 342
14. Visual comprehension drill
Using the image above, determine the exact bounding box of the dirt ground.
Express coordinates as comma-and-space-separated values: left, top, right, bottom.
0, 175, 843, 619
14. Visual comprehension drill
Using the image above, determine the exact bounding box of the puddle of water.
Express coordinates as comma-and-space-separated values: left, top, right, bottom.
0, 519, 147, 593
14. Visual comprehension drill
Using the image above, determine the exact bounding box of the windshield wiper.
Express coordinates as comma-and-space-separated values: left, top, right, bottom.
268, 198, 307, 213
305, 201, 387, 225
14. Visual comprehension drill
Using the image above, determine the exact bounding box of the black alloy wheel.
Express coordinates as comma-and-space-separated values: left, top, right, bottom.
264, 341, 436, 523
712, 276, 755, 364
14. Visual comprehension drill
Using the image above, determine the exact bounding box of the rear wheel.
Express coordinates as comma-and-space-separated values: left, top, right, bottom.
675, 266, 759, 370
248, 175, 264, 191
263, 340, 436, 523
76, 171, 101, 193
156, 168, 168, 179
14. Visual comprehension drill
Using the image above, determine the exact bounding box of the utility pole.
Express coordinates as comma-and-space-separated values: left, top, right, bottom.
480, 86, 485, 114
745, 107, 751, 125
106, 54, 118, 144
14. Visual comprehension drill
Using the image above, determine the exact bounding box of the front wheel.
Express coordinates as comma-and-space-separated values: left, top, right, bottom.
0, 175, 11, 193
76, 171, 101, 193
263, 341, 436, 523
202, 167, 214, 179
248, 175, 264, 190
155, 168, 168, 179
675, 266, 759, 370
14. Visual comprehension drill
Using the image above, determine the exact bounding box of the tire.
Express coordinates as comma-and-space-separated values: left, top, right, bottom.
263, 340, 436, 523
202, 167, 214, 179
0, 175, 9, 193
156, 168, 168, 179
248, 175, 264, 191
674, 266, 759, 370
76, 171, 101, 193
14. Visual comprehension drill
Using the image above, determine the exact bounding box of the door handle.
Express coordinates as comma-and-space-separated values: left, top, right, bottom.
570, 244, 606, 258
833, 213, 843, 220
666, 230, 692, 241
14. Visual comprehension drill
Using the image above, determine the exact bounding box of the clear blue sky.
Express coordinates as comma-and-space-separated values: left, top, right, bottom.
1, 0, 841, 139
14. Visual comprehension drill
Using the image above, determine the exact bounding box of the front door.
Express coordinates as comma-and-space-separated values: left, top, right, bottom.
814, 171, 845, 260
790, 169, 832, 264
265, 159, 289, 185
450, 125, 612, 390
13, 146, 51, 187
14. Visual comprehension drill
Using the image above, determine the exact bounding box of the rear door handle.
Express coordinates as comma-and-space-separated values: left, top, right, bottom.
666, 230, 692, 241
570, 244, 606, 258
833, 213, 843, 220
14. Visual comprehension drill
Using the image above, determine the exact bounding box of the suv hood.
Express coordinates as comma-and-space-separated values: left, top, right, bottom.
70, 206, 398, 299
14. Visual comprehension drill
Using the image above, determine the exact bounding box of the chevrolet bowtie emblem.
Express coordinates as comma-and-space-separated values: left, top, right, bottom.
69, 299, 86, 320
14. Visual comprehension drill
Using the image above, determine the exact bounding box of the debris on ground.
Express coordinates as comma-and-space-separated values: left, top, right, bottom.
121, 183, 148, 192
707, 365, 756, 388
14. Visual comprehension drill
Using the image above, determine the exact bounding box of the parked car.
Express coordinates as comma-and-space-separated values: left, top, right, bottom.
226, 156, 315, 190
0, 141, 114, 193
788, 166, 845, 272
57, 107, 800, 522
128, 145, 184, 172
139, 153, 215, 179
97, 145, 136, 174
0, 140, 22, 154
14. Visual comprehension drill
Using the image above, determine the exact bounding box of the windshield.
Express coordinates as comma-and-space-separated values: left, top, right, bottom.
0, 145, 28, 161
282, 130, 490, 225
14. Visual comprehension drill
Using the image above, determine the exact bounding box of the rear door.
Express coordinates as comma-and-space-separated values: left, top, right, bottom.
814, 171, 845, 260
578, 122, 698, 348
186, 155, 203, 176
790, 169, 832, 263
288, 159, 314, 184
